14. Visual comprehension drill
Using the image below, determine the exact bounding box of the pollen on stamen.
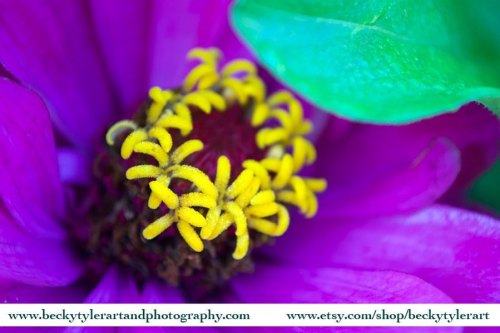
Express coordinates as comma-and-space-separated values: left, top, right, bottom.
86, 47, 326, 299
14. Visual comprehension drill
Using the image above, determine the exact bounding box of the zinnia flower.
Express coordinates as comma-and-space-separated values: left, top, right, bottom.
0, 1, 498, 333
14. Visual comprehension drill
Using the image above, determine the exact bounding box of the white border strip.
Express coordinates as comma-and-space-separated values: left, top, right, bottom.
1, 304, 498, 327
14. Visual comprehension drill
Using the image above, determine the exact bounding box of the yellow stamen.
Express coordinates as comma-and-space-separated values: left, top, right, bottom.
104, 47, 327, 260
143, 214, 174, 240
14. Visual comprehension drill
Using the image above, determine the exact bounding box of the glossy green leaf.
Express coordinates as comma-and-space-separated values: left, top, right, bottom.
469, 160, 500, 214
231, 0, 500, 123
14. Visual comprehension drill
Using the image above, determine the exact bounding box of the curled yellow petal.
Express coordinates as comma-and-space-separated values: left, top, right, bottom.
183, 92, 211, 114
149, 176, 179, 209
198, 90, 227, 110
157, 115, 193, 133
133, 141, 169, 166
206, 212, 233, 240
224, 202, 247, 236
222, 77, 247, 104
235, 177, 261, 208
106, 120, 137, 146
126, 165, 162, 180
171, 139, 203, 164
121, 129, 148, 159
290, 176, 309, 213
250, 190, 275, 206
251, 103, 270, 127
243, 160, 271, 189
148, 126, 173, 153
222, 59, 256, 77
177, 221, 204, 252
143, 214, 174, 240
187, 47, 220, 65
226, 169, 254, 199
148, 193, 162, 210
274, 204, 290, 236
304, 178, 328, 193
172, 165, 218, 198
177, 207, 207, 227
180, 192, 217, 209
233, 232, 249, 260
201, 207, 221, 239
245, 202, 279, 218
256, 128, 287, 148
272, 154, 294, 189
216, 155, 231, 196
183, 63, 216, 91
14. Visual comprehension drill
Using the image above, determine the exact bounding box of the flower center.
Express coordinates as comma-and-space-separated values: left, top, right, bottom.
85, 48, 326, 300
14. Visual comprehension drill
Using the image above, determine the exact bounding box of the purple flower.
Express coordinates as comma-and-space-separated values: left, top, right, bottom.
0, 1, 499, 333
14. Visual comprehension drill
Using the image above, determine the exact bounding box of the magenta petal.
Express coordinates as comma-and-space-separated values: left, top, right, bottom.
148, 0, 247, 88
231, 265, 452, 303
318, 138, 460, 218
57, 148, 93, 186
0, 0, 116, 149
0, 79, 66, 238
0, 279, 87, 303
0, 209, 83, 286
316, 104, 499, 214
271, 205, 499, 302
84, 266, 139, 303
89, 0, 151, 117
141, 279, 184, 303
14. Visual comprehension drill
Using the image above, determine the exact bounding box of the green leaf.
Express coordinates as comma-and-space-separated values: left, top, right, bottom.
469, 160, 500, 214
231, 0, 500, 123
